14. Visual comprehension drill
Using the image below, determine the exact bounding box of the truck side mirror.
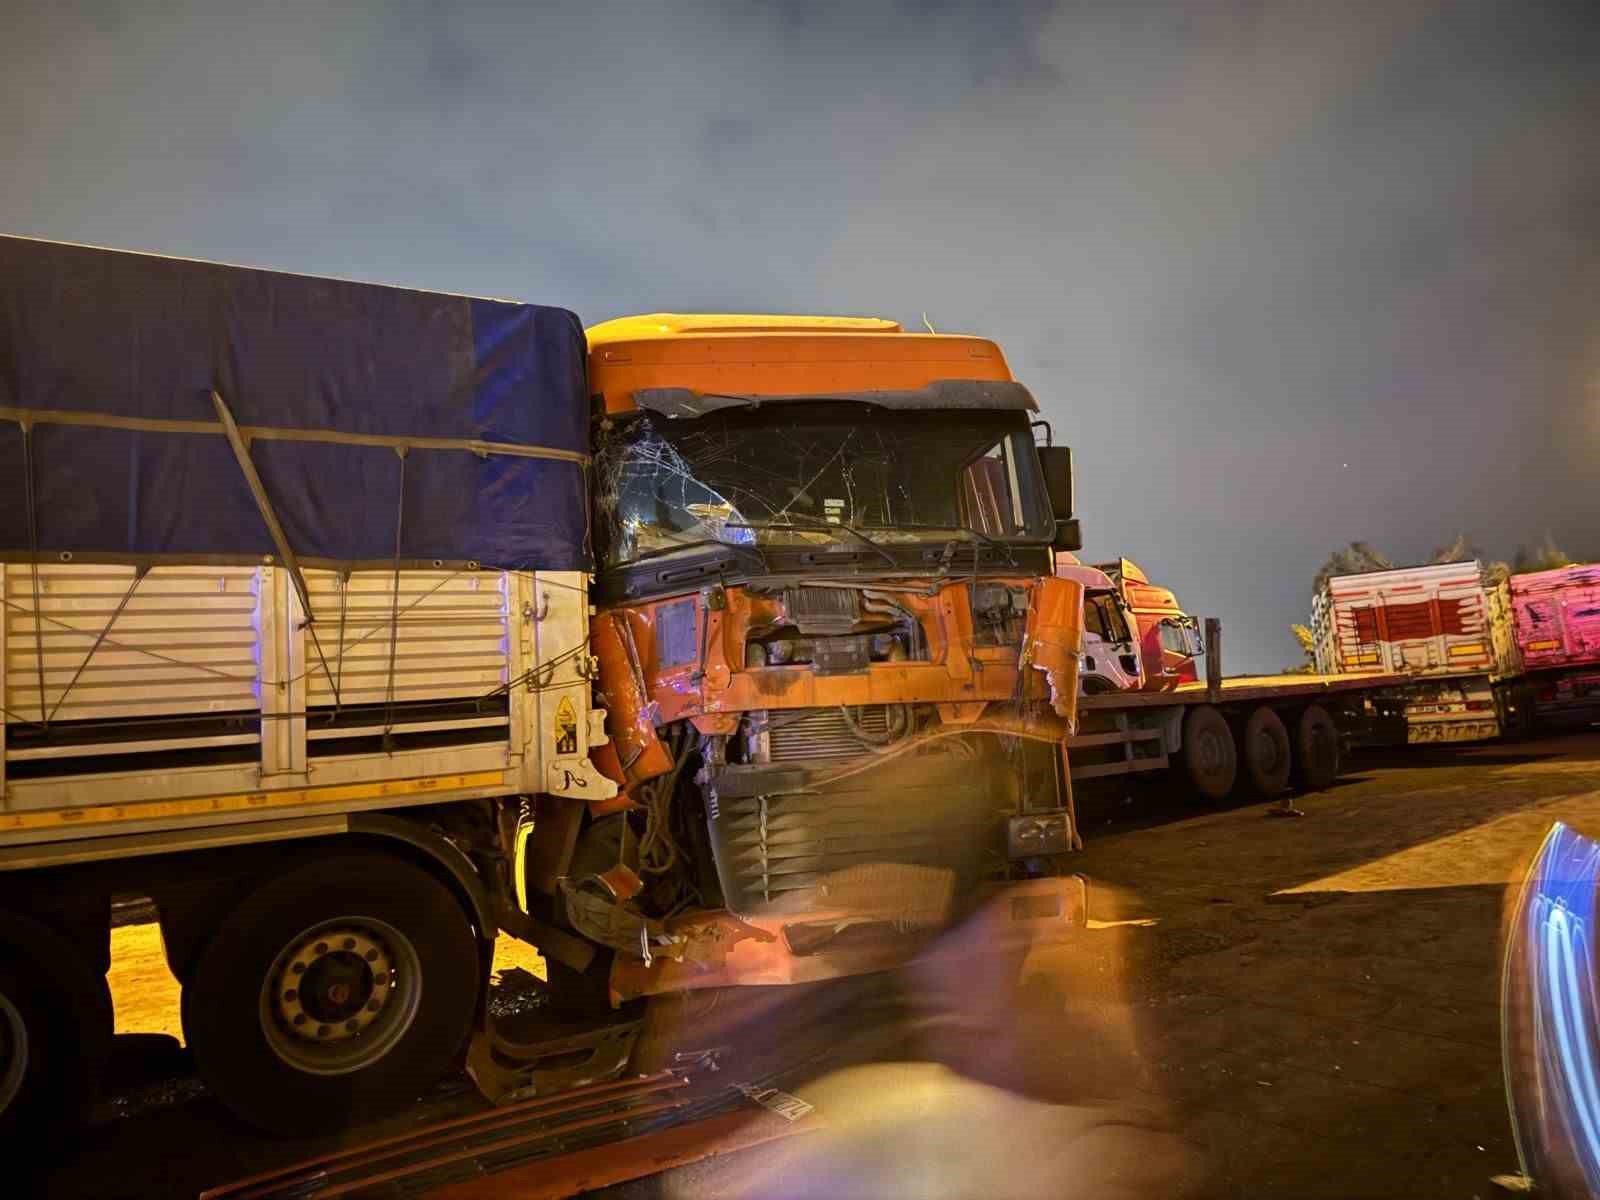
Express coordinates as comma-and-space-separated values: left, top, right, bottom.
1036, 446, 1080, 551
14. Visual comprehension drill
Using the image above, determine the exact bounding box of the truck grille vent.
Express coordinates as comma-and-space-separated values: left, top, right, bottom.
707, 781, 997, 912
767, 705, 890, 761
784, 587, 861, 635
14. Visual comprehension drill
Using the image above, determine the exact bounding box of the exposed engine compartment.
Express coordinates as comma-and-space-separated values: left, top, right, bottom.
701, 703, 1069, 918
742, 586, 926, 673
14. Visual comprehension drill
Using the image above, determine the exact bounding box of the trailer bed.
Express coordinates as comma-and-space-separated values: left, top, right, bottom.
1079, 671, 1407, 711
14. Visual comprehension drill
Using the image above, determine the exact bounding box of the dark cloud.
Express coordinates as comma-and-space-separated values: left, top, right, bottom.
3, 0, 1596, 668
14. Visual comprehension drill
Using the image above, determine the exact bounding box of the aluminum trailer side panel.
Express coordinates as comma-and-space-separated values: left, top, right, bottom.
0, 563, 614, 859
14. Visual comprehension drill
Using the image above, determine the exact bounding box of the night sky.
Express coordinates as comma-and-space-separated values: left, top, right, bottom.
4, 1, 1596, 670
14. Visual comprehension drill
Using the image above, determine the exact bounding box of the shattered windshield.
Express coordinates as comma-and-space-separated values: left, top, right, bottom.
594, 402, 1051, 569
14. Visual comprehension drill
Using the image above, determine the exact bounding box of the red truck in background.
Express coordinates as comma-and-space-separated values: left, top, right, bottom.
1509, 564, 1600, 731
1059, 557, 1203, 695
1093, 558, 1204, 691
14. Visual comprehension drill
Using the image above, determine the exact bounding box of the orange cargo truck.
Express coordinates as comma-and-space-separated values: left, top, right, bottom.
529, 314, 1091, 1004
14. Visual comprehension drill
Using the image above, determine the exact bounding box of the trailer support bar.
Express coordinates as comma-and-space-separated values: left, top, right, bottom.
212, 389, 315, 623
1205, 617, 1222, 701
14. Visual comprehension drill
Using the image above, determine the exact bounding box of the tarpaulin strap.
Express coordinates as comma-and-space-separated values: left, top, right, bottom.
46, 565, 146, 725
305, 621, 340, 713
19, 419, 46, 726
211, 390, 315, 623
332, 569, 350, 716
212, 389, 344, 709
383, 449, 408, 749
0, 405, 591, 466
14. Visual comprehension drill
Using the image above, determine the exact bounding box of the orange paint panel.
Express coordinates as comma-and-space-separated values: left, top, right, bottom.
603, 577, 1058, 726
587, 320, 1014, 415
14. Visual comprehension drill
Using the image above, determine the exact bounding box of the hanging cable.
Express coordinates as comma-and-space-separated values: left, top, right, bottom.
382, 449, 408, 745
840, 702, 913, 749
332, 568, 349, 715
639, 724, 696, 877
46, 565, 145, 725
20, 420, 47, 725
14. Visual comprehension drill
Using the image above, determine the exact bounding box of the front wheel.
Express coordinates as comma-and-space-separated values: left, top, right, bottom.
182, 852, 481, 1137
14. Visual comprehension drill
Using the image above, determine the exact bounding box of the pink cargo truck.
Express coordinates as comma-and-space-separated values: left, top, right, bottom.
1310, 560, 1521, 743
1508, 564, 1600, 731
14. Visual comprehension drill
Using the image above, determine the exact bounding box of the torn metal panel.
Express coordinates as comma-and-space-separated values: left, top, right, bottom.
1021, 574, 1085, 725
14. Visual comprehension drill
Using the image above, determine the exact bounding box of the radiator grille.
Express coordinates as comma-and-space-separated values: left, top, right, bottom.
767, 705, 890, 761
710, 782, 998, 909
708, 721, 1043, 914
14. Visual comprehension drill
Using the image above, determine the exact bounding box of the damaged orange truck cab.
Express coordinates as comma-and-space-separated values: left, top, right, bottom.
574, 315, 1086, 999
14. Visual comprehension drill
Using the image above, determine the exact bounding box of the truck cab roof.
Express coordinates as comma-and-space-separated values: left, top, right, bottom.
586, 312, 1015, 414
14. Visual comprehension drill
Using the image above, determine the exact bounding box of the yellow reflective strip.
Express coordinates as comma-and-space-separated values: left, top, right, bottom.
0, 770, 508, 832
1351, 653, 1380, 665
1527, 639, 1560, 651
1447, 642, 1485, 656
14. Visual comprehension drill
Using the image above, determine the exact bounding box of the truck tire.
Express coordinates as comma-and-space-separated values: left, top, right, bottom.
1237, 706, 1292, 800
0, 911, 114, 1152
1291, 704, 1341, 792
1178, 705, 1237, 803
181, 851, 481, 1137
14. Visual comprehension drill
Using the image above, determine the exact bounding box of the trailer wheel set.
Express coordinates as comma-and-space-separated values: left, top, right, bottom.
179, 853, 482, 1137
0, 911, 114, 1145
1176, 702, 1339, 806
0, 846, 490, 1143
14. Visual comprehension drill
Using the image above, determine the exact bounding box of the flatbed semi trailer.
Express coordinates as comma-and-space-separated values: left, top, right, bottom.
1062, 556, 1402, 807
1070, 651, 1403, 805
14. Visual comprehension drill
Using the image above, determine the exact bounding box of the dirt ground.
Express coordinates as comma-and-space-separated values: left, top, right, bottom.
24, 731, 1600, 1198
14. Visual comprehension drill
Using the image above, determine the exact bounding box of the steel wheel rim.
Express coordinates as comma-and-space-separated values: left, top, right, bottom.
1255, 729, 1285, 775
0, 990, 28, 1117
258, 916, 422, 1076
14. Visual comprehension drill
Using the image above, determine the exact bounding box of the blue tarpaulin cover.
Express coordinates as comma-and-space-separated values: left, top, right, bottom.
0, 236, 590, 572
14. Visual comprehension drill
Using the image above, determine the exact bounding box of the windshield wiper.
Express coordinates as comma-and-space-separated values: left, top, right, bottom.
726, 518, 899, 567
626, 537, 768, 569
883, 523, 1020, 567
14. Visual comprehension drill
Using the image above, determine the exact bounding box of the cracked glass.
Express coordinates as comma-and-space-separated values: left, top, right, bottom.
594, 402, 1051, 569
